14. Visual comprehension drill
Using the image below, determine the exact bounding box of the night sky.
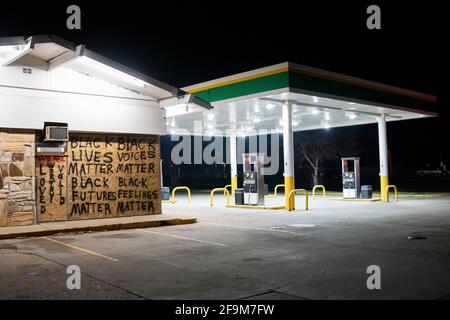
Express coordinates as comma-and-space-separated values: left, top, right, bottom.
1, 1, 448, 189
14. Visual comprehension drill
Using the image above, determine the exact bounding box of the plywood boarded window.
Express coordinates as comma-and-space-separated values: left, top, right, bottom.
36, 155, 67, 222
36, 134, 161, 222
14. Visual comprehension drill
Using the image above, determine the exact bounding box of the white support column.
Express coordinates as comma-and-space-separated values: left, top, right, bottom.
282, 102, 295, 209
230, 133, 238, 196
378, 114, 389, 201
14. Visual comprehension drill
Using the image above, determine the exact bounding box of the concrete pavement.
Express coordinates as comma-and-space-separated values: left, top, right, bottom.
1, 193, 449, 299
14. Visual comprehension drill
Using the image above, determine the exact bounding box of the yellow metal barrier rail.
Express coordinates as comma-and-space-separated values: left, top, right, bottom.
287, 189, 309, 211
385, 185, 398, 202
312, 185, 326, 199
266, 184, 285, 199
224, 185, 232, 196
210, 188, 231, 207
170, 186, 191, 204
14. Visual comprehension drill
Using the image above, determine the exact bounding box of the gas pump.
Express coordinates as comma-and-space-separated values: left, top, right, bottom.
341, 157, 360, 199
242, 153, 265, 206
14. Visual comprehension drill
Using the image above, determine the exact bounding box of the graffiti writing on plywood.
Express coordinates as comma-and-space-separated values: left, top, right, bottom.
67, 135, 161, 219
36, 156, 67, 222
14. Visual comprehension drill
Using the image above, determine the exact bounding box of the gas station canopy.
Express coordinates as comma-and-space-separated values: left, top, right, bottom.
164, 62, 437, 136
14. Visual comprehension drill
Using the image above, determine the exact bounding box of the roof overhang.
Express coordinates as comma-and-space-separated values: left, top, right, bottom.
0, 35, 212, 109
166, 62, 437, 137
0, 35, 180, 100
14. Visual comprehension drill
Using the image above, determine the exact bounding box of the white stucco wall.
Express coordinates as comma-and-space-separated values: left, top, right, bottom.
0, 62, 166, 135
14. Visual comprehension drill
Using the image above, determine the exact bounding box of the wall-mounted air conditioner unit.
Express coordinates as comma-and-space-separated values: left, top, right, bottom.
44, 122, 69, 142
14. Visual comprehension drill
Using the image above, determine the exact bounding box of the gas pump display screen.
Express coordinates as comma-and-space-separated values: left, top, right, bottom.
244, 172, 257, 192
343, 173, 355, 188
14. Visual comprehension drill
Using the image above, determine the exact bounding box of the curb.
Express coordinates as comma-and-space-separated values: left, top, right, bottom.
0, 217, 197, 240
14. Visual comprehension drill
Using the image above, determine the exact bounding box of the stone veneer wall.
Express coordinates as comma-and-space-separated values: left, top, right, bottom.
0, 131, 35, 227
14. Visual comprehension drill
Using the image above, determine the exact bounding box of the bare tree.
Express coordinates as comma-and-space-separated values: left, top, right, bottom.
295, 130, 360, 186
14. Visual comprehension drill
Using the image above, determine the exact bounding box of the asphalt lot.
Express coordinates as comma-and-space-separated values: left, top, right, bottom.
1, 193, 450, 300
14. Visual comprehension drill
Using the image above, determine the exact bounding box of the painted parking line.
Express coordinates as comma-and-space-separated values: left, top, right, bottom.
202, 221, 302, 235
41, 237, 119, 262
138, 229, 227, 247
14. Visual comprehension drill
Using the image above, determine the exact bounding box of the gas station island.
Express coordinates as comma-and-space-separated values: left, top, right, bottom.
167, 62, 437, 208
0, 35, 438, 228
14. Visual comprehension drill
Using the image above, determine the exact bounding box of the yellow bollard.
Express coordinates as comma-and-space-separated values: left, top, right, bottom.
266, 184, 285, 199
224, 185, 232, 196
170, 186, 191, 204
385, 185, 398, 202
312, 185, 326, 199
287, 189, 309, 211
210, 188, 231, 207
